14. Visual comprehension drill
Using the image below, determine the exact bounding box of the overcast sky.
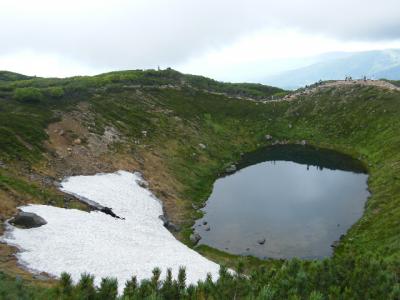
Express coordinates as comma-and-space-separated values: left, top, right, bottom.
1, 0, 400, 81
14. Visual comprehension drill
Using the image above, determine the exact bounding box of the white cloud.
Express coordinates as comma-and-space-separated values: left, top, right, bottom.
177, 28, 400, 82
1, 0, 400, 78
0, 50, 105, 77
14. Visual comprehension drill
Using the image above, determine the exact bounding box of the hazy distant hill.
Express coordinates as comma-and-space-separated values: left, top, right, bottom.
264, 49, 400, 89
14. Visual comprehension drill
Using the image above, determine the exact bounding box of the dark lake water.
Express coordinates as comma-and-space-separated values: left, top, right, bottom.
194, 145, 369, 259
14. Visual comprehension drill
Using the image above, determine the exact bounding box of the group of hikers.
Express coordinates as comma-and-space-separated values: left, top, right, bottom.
345, 75, 368, 81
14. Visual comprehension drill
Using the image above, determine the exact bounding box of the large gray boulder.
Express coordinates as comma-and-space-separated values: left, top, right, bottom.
158, 215, 181, 232
190, 233, 201, 244
257, 238, 266, 245
331, 241, 340, 248
225, 164, 237, 173
10, 212, 47, 228
166, 222, 181, 232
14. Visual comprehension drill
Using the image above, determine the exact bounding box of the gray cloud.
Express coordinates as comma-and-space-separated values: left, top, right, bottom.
1, 0, 399, 70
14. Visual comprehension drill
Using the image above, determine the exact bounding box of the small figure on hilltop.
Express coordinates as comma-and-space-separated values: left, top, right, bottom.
314, 80, 322, 86
345, 76, 356, 82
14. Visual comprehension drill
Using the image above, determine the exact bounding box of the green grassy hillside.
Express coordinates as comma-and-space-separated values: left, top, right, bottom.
0, 71, 399, 298
0, 71, 33, 82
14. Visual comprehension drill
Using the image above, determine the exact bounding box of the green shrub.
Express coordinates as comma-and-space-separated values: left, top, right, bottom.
46, 86, 64, 98
13, 87, 43, 103
0, 85, 14, 92
58, 272, 73, 296
98, 277, 118, 300
76, 273, 96, 299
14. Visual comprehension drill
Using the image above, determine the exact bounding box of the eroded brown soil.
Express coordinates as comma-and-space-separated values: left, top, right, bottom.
0, 101, 185, 282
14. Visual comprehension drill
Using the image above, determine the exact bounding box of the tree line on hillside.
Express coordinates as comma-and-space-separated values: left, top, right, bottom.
0, 69, 285, 105
2, 254, 399, 299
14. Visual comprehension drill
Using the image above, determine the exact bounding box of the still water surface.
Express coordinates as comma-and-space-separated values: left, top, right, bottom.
194, 145, 369, 259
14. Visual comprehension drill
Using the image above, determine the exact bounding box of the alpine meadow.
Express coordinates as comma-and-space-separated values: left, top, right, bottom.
1, 1, 400, 299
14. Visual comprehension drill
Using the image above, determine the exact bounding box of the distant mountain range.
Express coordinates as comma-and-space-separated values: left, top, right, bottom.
264, 49, 400, 89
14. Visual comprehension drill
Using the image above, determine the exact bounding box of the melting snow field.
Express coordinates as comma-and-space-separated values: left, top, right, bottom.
2, 171, 220, 292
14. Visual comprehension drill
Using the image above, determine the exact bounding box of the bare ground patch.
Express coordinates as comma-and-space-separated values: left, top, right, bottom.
0, 101, 188, 282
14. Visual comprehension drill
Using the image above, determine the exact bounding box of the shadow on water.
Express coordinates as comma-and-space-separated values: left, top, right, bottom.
195, 145, 369, 260
236, 144, 367, 174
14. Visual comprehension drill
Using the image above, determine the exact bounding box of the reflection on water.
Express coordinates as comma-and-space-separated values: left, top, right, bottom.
194, 145, 369, 259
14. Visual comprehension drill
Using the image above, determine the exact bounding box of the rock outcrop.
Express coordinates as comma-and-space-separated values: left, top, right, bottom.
10, 212, 47, 228
257, 238, 266, 245
159, 215, 181, 232
225, 164, 237, 173
190, 233, 201, 244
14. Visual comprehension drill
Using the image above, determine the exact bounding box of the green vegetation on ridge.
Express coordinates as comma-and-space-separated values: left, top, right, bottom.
0, 71, 32, 82
0, 69, 284, 100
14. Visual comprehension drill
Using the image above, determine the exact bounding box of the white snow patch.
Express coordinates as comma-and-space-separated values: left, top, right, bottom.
2, 171, 219, 293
